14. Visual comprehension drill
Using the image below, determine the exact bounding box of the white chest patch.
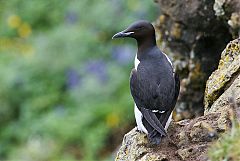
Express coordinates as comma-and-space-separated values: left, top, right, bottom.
134, 55, 148, 133
135, 52, 172, 68
134, 54, 140, 70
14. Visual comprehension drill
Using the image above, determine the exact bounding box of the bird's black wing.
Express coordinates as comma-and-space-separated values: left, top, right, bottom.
142, 72, 180, 142
130, 68, 167, 136
160, 72, 180, 128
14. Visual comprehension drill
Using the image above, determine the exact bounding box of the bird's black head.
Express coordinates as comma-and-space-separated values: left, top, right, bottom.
112, 20, 155, 41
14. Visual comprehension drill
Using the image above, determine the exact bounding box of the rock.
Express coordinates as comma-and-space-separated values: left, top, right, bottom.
115, 128, 149, 161
156, 0, 216, 30
176, 145, 208, 161
228, 12, 240, 30
217, 109, 232, 132
204, 38, 240, 112
115, 113, 231, 161
154, 0, 233, 120
208, 74, 240, 115
213, 0, 226, 16
213, 0, 240, 21
213, 0, 240, 37
115, 128, 169, 161
189, 121, 218, 142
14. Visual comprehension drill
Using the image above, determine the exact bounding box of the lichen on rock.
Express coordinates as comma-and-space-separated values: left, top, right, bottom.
208, 74, 240, 115
115, 128, 170, 161
204, 38, 240, 112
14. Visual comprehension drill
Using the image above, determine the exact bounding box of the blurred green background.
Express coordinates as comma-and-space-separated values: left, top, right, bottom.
0, 0, 158, 160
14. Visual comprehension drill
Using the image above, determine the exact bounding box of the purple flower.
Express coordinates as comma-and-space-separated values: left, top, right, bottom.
84, 60, 108, 83
112, 45, 135, 65
65, 11, 78, 24
66, 68, 81, 89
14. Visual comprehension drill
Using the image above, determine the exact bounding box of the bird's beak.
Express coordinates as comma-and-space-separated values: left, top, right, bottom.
112, 30, 134, 39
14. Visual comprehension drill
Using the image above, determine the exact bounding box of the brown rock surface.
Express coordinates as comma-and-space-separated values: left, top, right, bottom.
115, 113, 231, 161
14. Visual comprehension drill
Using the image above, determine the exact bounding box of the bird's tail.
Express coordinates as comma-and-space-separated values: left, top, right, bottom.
148, 130, 163, 145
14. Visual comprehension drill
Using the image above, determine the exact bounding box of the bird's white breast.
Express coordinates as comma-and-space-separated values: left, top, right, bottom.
135, 52, 172, 69
134, 54, 140, 70
134, 54, 148, 133
134, 104, 148, 134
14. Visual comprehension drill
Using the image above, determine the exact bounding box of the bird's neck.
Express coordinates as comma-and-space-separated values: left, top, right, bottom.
136, 36, 157, 58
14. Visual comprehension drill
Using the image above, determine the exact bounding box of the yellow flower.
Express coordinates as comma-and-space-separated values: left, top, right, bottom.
20, 44, 35, 56
7, 15, 21, 28
18, 23, 32, 38
106, 113, 120, 128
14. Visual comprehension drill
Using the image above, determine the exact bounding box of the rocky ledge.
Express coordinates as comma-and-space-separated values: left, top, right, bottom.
115, 38, 240, 161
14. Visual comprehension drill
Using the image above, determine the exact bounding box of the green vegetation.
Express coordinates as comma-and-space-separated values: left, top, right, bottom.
209, 121, 240, 161
0, 0, 157, 160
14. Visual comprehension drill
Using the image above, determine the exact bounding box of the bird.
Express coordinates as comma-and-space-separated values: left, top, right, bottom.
112, 20, 180, 145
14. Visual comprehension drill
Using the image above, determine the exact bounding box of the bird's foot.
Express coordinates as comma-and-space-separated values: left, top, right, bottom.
149, 136, 162, 145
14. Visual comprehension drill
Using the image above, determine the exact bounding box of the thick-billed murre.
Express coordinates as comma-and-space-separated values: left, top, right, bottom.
112, 20, 180, 145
